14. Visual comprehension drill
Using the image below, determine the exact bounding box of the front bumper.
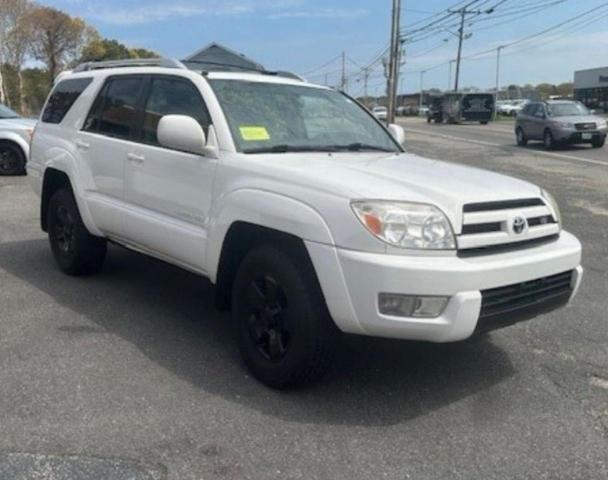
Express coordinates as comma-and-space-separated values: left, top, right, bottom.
306, 231, 582, 342
554, 128, 606, 144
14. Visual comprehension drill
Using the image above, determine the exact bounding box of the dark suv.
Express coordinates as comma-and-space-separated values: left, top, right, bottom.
515, 100, 607, 149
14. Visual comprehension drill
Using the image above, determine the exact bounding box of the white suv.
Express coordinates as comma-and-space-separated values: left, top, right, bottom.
28, 59, 583, 388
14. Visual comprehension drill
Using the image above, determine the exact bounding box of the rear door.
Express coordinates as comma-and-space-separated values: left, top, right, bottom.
122, 74, 216, 272
517, 103, 535, 138
77, 75, 145, 236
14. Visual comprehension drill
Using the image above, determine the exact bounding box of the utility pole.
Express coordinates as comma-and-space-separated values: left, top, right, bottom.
450, 3, 485, 92
453, 9, 466, 92
386, 0, 401, 124
341, 51, 347, 92
419, 70, 426, 112
362, 67, 371, 106
448, 60, 455, 91
494, 45, 504, 119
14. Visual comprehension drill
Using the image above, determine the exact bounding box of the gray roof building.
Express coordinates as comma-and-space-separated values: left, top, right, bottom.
182, 42, 264, 72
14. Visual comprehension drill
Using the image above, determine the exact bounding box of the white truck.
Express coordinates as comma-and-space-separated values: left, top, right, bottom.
28, 59, 583, 388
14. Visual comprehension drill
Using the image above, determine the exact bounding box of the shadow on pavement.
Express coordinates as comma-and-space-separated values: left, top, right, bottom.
0, 239, 516, 427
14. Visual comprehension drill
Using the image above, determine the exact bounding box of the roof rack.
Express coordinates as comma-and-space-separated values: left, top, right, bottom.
73, 58, 187, 73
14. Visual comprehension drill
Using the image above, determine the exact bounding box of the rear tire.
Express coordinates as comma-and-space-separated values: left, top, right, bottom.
592, 137, 605, 148
232, 244, 338, 389
0, 141, 26, 176
516, 127, 528, 146
543, 129, 555, 150
47, 189, 107, 276
480, 121, 488, 125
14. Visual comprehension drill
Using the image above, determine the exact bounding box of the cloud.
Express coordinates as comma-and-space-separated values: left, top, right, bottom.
268, 8, 369, 19
86, 0, 305, 25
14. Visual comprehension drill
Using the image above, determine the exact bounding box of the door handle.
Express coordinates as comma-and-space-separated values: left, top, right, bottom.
75, 139, 90, 150
127, 153, 145, 164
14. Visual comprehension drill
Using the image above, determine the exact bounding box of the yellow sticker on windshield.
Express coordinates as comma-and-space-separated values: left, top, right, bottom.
239, 126, 270, 141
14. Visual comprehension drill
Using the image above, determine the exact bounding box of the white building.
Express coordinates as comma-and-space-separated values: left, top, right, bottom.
574, 66, 608, 113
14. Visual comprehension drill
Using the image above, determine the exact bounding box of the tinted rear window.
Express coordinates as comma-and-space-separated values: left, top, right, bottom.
42, 78, 92, 124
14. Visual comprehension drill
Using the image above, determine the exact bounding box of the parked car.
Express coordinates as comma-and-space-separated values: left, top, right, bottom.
418, 106, 430, 117
515, 100, 607, 149
372, 105, 388, 120
427, 93, 494, 124
0, 103, 36, 175
498, 99, 528, 116
29, 58, 582, 388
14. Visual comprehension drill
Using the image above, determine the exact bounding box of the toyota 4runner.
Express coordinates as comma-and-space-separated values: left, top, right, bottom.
28, 59, 583, 388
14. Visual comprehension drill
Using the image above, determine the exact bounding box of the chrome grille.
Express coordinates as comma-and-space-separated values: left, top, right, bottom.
458, 198, 560, 255
575, 123, 596, 131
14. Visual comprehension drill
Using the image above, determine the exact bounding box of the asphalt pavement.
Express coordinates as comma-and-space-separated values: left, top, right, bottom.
0, 129, 607, 479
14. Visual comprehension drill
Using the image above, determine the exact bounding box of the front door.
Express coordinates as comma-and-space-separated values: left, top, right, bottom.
529, 104, 547, 140
122, 75, 217, 273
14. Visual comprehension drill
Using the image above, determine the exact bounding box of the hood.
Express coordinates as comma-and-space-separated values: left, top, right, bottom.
552, 115, 605, 125
0, 117, 37, 129
253, 151, 542, 227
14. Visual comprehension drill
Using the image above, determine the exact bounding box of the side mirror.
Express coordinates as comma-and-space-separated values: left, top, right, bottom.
590, 109, 597, 115
158, 115, 218, 158
388, 123, 406, 145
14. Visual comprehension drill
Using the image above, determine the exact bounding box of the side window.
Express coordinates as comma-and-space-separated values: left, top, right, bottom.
84, 76, 143, 140
42, 78, 92, 124
534, 104, 546, 118
142, 77, 211, 146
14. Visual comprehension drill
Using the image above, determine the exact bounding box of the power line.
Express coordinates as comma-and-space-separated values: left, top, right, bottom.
298, 54, 342, 76
404, 0, 608, 78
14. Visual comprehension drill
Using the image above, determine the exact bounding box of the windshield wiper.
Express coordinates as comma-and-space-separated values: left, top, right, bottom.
332, 143, 396, 152
243, 145, 339, 154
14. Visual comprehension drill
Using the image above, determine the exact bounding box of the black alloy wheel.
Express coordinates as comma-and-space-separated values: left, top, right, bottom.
47, 189, 107, 275
233, 245, 338, 388
0, 142, 25, 175
245, 274, 291, 362
53, 205, 77, 256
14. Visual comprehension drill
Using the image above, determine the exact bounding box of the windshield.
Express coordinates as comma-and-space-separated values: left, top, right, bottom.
547, 102, 590, 117
209, 80, 399, 154
0, 104, 20, 119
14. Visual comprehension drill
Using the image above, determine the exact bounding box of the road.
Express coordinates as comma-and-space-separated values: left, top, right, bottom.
0, 130, 607, 479
398, 116, 608, 166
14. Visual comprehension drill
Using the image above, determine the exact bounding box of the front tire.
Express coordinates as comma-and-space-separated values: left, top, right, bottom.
47, 189, 107, 276
516, 127, 528, 146
592, 137, 605, 148
0, 141, 26, 176
232, 244, 338, 388
543, 129, 555, 150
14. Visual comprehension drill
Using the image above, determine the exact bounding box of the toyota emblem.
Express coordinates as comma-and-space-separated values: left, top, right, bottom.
512, 216, 527, 235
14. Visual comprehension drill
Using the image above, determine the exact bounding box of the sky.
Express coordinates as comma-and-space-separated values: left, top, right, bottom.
42, 0, 608, 96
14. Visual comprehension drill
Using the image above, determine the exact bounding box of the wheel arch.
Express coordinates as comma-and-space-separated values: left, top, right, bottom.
207, 189, 335, 309
0, 132, 29, 159
40, 168, 73, 232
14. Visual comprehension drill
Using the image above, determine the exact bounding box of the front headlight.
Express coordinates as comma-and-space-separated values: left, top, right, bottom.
541, 189, 562, 227
555, 121, 574, 129
351, 201, 456, 250
597, 119, 607, 129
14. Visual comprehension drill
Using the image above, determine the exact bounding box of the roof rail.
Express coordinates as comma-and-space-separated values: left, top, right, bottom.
72, 58, 187, 73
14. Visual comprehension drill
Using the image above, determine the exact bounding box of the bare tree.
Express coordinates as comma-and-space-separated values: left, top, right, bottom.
1, 0, 33, 111
26, 6, 96, 85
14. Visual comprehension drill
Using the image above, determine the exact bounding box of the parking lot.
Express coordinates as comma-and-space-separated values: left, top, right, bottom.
1, 121, 607, 479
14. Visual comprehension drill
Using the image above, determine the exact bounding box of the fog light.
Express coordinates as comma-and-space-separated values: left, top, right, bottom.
378, 294, 449, 318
